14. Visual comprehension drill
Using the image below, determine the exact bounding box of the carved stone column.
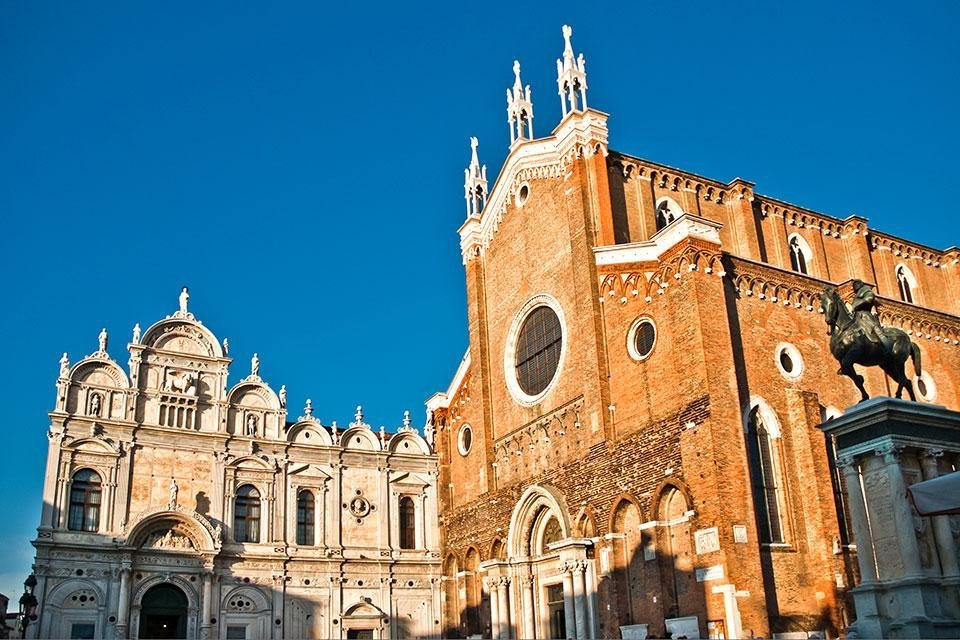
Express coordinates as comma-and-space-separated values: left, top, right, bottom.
877, 445, 923, 578
496, 576, 511, 640
116, 566, 131, 638
487, 578, 500, 640
562, 568, 576, 640
571, 561, 588, 640
200, 571, 213, 639
837, 456, 878, 583
919, 449, 960, 577
519, 574, 535, 640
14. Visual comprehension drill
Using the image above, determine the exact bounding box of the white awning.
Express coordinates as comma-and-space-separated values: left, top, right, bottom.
908, 470, 960, 516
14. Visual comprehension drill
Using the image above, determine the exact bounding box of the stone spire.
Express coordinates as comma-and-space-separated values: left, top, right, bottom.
506, 60, 534, 145
463, 137, 488, 217
556, 25, 587, 118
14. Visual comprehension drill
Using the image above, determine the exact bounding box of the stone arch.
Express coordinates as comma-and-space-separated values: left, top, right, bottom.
573, 504, 598, 538
287, 420, 333, 446
608, 496, 647, 626
388, 431, 431, 455
506, 484, 571, 558
125, 508, 219, 553
463, 546, 482, 635
44, 579, 106, 610
441, 554, 461, 637
221, 585, 271, 613
140, 318, 224, 358
69, 358, 130, 389
341, 426, 381, 451
744, 395, 783, 438
40, 579, 107, 640
489, 537, 506, 561
787, 232, 813, 274
130, 577, 198, 640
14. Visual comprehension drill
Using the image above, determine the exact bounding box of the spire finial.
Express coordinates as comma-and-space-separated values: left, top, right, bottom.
464, 137, 488, 217
506, 60, 534, 145
556, 24, 588, 118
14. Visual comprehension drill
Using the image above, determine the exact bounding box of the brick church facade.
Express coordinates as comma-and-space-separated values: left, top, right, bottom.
428, 26, 960, 640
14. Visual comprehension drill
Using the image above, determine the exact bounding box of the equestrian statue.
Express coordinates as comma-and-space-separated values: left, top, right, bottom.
820, 280, 922, 401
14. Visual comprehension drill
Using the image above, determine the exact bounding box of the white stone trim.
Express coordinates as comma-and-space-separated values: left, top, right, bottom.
774, 342, 804, 381
515, 181, 530, 208
593, 214, 722, 266
457, 424, 473, 456
503, 294, 567, 406
914, 370, 937, 402
626, 317, 657, 362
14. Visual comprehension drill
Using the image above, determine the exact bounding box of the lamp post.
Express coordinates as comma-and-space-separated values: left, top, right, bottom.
17, 574, 37, 639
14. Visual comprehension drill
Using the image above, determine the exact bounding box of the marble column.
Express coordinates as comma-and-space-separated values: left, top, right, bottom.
496, 577, 511, 640
585, 559, 598, 639
200, 572, 213, 639
838, 456, 878, 583
116, 567, 131, 638
878, 446, 923, 578
562, 568, 576, 640
919, 450, 960, 578
520, 574, 535, 640
488, 579, 500, 640
571, 562, 587, 640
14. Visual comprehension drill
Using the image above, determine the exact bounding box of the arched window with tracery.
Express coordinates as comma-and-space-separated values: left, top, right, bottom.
296, 489, 315, 546
788, 234, 811, 275
896, 264, 916, 303
68, 469, 102, 532
234, 485, 261, 543
655, 197, 681, 231
399, 496, 416, 549
746, 405, 787, 543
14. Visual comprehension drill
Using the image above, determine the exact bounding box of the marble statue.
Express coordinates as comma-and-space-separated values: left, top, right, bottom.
251, 353, 260, 377
222, 338, 229, 355
179, 287, 189, 314
59, 353, 70, 378
821, 283, 922, 401
98, 327, 108, 353
132, 323, 141, 344
168, 479, 179, 508
279, 385, 287, 408
245, 414, 258, 436
89, 393, 102, 417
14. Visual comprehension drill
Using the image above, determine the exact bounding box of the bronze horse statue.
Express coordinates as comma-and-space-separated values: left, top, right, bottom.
820, 285, 922, 401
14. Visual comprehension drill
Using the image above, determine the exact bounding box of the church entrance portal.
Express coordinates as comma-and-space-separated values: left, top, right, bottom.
138, 583, 188, 639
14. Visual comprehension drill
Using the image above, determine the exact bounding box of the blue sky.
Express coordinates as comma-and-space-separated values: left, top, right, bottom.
1, 0, 957, 600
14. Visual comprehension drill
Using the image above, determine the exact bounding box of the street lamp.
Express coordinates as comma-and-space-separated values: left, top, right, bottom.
17, 574, 37, 639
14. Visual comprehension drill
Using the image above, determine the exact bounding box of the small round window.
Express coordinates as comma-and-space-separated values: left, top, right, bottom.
515, 183, 530, 207
627, 318, 657, 362
914, 371, 937, 402
775, 342, 804, 380
458, 424, 473, 456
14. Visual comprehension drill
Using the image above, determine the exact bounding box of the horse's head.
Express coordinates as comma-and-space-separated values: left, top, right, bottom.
821, 287, 839, 332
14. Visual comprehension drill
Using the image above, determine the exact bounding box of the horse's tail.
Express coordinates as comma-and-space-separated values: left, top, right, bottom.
910, 341, 922, 377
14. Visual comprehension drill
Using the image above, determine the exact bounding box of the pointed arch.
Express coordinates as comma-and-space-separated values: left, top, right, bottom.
895, 263, 918, 303
787, 233, 813, 275
506, 484, 572, 558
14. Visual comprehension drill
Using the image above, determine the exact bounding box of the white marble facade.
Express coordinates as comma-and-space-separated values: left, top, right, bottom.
31, 291, 442, 640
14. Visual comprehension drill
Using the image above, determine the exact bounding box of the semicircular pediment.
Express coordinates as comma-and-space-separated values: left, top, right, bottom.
70, 359, 130, 389
124, 507, 221, 553
140, 319, 223, 359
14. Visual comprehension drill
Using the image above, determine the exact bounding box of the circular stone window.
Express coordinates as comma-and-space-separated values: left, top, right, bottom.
775, 342, 804, 380
627, 318, 657, 362
457, 424, 473, 456
504, 295, 566, 405
515, 183, 530, 208
914, 371, 937, 402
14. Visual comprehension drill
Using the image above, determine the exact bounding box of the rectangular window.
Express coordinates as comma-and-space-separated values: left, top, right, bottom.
546, 583, 566, 640
226, 625, 247, 639
70, 623, 96, 639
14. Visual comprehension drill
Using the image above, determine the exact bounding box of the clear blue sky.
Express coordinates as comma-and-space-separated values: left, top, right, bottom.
1, 0, 957, 600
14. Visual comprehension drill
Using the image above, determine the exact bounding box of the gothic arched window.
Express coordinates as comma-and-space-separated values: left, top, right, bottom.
234, 485, 261, 543
788, 235, 811, 275
746, 406, 786, 543
68, 469, 102, 532
896, 265, 915, 303
399, 496, 416, 549
296, 490, 315, 546
655, 198, 680, 231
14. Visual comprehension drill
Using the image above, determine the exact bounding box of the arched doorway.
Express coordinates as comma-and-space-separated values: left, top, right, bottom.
138, 584, 187, 639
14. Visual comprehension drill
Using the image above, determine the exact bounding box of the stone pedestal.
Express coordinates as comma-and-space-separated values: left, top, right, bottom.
820, 398, 960, 639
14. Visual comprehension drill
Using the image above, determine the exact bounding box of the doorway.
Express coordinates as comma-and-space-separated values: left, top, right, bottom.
546, 583, 566, 639
346, 630, 374, 639
138, 583, 188, 639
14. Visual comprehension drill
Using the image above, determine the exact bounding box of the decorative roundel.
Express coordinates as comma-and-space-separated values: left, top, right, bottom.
349, 495, 371, 519
504, 295, 566, 406
457, 424, 473, 456
627, 318, 657, 362
515, 182, 530, 208
775, 342, 804, 380
914, 371, 937, 402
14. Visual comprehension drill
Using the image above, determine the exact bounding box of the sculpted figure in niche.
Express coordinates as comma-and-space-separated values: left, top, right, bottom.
245, 414, 259, 437
89, 392, 102, 417
168, 479, 179, 508
821, 282, 922, 401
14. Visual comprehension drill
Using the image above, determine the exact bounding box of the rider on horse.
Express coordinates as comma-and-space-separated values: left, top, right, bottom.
850, 279, 887, 349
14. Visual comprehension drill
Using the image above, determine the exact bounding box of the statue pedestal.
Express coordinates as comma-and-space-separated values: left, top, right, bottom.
820, 398, 960, 639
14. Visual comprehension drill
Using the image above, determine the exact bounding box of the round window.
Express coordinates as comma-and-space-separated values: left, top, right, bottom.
627, 318, 657, 362
458, 424, 473, 456
914, 371, 937, 402
515, 306, 563, 396
775, 342, 804, 380
515, 183, 530, 207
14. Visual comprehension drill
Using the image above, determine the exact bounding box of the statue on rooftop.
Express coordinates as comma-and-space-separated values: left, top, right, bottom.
179, 287, 189, 315
98, 328, 108, 353
821, 283, 922, 402
251, 353, 260, 377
